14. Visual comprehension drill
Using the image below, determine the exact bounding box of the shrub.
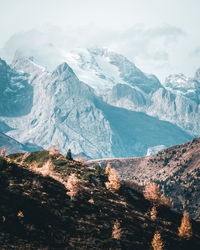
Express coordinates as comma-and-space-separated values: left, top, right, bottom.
76, 154, 84, 164
94, 164, 102, 176
49, 141, 61, 155
39, 160, 54, 176
0, 156, 7, 169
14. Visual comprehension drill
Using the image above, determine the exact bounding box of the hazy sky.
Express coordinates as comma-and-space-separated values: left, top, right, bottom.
0, 0, 200, 81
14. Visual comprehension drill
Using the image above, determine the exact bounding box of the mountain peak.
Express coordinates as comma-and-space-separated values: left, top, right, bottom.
11, 50, 46, 76
55, 62, 74, 74
52, 62, 77, 80
164, 73, 196, 91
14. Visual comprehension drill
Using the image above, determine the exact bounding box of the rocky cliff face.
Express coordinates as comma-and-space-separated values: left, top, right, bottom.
0, 52, 192, 158
0, 57, 33, 117
0, 132, 27, 154
63, 48, 200, 137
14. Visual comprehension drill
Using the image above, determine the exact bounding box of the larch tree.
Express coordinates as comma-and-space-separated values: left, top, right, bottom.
49, 141, 61, 156
105, 168, 121, 191
143, 182, 161, 205
152, 231, 164, 250
66, 173, 79, 200
105, 161, 111, 175
150, 206, 157, 221
1, 147, 6, 157
178, 211, 192, 239
76, 154, 84, 164
112, 220, 122, 240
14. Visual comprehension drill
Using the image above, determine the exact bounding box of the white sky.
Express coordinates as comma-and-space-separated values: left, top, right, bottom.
0, 0, 200, 81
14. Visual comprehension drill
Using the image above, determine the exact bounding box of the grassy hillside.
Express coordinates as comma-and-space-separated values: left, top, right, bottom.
0, 151, 200, 249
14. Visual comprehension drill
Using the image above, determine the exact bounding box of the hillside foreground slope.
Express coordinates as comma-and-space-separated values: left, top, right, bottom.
0, 151, 200, 249
87, 137, 200, 221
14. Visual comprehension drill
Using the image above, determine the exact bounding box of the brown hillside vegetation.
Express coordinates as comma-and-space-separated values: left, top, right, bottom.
0, 151, 200, 249
87, 137, 200, 220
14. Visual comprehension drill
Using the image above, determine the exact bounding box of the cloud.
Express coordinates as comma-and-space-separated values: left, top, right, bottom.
192, 47, 200, 57
0, 24, 193, 82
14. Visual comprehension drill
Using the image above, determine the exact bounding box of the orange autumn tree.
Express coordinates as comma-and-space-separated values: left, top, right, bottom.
105, 168, 120, 191
105, 161, 111, 175
150, 206, 157, 221
1, 147, 6, 157
143, 183, 161, 204
144, 182, 171, 207
178, 211, 192, 239
112, 220, 122, 240
152, 231, 164, 250
66, 173, 79, 200
76, 154, 84, 164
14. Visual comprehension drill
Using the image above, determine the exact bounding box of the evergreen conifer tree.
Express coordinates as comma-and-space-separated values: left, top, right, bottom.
66, 149, 73, 160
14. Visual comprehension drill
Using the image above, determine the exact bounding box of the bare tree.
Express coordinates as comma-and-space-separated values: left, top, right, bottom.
178, 211, 192, 239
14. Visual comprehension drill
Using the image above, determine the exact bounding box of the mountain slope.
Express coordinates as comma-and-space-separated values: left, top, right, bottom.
0, 132, 42, 155
87, 137, 200, 220
0, 55, 192, 158
64, 48, 161, 94
0, 132, 27, 154
1, 45, 200, 136
63, 48, 200, 137
0, 152, 200, 249
95, 99, 192, 157
0, 57, 33, 117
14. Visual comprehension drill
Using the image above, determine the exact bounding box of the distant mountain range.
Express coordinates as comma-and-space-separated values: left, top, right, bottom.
1, 47, 200, 157
0, 132, 42, 155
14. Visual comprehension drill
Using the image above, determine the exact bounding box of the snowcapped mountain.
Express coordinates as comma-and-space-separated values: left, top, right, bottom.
0, 57, 33, 117
63, 48, 161, 95
0, 51, 192, 158
62, 48, 200, 137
